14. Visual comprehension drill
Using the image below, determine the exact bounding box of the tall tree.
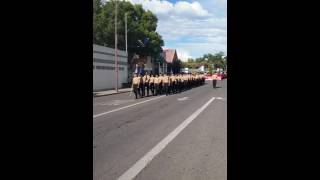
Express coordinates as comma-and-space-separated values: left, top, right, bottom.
93, 0, 164, 56
93, 0, 164, 75
93, 0, 102, 44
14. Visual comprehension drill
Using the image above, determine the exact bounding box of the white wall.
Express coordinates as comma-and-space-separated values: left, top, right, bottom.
93, 44, 128, 91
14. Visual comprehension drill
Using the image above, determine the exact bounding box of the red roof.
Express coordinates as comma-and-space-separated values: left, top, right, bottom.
161, 49, 178, 63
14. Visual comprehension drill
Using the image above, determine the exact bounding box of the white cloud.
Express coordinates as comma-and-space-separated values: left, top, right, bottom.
129, 0, 210, 18
176, 49, 193, 62
174, 1, 209, 17
129, 0, 174, 15
127, 0, 227, 58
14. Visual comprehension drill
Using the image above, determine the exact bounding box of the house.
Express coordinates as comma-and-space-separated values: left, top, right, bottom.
160, 49, 180, 74
129, 49, 180, 76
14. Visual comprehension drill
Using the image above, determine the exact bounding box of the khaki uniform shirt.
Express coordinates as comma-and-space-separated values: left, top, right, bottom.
183, 76, 188, 81
163, 76, 169, 83
132, 77, 140, 85
142, 75, 150, 83
176, 76, 180, 82
159, 76, 163, 83
154, 77, 160, 84
149, 77, 154, 84
179, 76, 183, 82
170, 76, 175, 83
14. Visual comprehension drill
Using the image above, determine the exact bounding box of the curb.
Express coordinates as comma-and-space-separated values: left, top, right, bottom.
93, 90, 131, 97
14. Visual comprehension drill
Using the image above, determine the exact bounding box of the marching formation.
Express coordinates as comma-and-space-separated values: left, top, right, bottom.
131, 72, 206, 99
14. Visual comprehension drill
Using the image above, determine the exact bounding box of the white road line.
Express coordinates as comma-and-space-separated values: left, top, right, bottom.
93, 95, 165, 119
177, 97, 190, 101
117, 97, 216, 180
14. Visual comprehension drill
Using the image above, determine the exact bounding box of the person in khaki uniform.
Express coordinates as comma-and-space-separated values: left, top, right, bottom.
188, 74, 192, 89
159, 73, 164, 95
183, 74, 188, 91
175, 74, 179, 93
192, 74, 195, 87
131, 73, 141, 99
168, 73, 172, 94
178, 74, 183, 92
190, 74, 193, 89
181, 74, 185, 91
149, 74, 155, 96
212, 72, 218, 89
201, 74, 206, 85
190, 74, 196, 88
177, 74, 181, 93
174, 74, 178, 93
137, 74, 144, 97
142, 72, 150, 97
163, 73, 169, 96
170, 73, 176, 94
186, 74, 189, 90
141, 73, 146, 97
196, 74, 199, 86
154, 74, 160, 96
195, 74, 199, 87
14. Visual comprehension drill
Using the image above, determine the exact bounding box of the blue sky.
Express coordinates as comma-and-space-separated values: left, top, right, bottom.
128, 0, 227, 61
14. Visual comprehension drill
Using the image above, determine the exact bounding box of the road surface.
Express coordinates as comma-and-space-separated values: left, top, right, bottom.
93, 80, 227, 180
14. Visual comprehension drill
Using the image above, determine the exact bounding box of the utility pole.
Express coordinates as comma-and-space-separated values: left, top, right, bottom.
114, 0, 119, 92
125, 12, 128, 82
125, 13, 128, 56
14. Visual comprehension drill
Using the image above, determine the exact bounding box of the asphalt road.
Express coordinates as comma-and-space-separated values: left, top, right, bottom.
93, 80, 227, 180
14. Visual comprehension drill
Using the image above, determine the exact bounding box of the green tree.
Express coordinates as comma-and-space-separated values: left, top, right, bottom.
187, 58, 194, 63
93, 0, 102, 44
195, 57, 204, 63
208, 65, 213, 74
182, 61, 188, 68
93, 0, 164, 76
93, 0, 164, 57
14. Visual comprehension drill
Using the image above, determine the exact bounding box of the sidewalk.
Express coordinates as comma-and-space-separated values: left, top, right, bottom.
93, 88, 132, 97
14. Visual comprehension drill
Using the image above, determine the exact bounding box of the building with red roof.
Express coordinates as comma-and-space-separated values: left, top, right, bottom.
159, 49, 180, 74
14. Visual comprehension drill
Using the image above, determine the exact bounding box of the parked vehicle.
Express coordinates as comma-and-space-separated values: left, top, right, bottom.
218, 72, 227, 79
